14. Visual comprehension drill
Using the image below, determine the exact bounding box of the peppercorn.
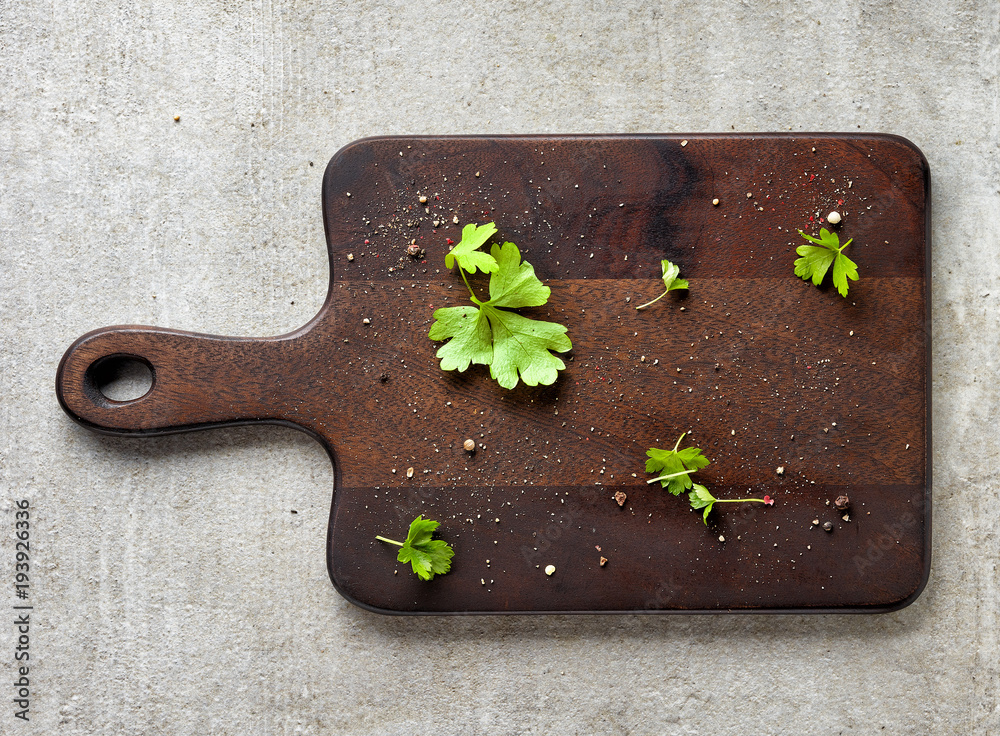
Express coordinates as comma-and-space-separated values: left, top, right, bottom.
463, 439, 476, 453
822, 521, 834, 532
834, 495, 850, 511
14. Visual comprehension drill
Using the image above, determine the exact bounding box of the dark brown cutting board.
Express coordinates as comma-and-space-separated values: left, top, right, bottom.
57, 134, 930, 614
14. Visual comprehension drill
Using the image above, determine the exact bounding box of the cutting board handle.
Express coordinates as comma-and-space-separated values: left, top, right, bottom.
56, 326, 296, 435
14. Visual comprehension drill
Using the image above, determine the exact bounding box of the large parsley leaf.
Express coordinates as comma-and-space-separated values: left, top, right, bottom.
644, 432, 711, 495
794, 228, 858, 297
376, 515, 455, 581
429, 228, 571, 389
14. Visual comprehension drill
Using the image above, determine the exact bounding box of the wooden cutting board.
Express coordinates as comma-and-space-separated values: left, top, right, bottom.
57, 134, 930, 614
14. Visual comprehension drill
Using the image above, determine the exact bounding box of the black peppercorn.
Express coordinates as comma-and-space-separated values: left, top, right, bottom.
834, 495, 850, 511
822, 521, 834, 532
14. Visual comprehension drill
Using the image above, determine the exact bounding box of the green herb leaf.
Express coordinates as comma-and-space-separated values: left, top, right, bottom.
487, 241, 551, 308
688, 484, 717, 525
644, 432, 710, 495
635, 258, 689, 310
482, 305, 571, 388
427, 305, 493, 373
444, 222, 499, 274
794, 228, 858, 297
429, 226, 571, 389
376, 515, 455, 581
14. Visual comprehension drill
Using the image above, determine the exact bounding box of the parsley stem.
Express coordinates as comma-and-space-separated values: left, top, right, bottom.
375, 535, 403, 546
458, 267, 479, 302
635, 289, 668, 311
712, 498, 769, 504
646, 470, 693, 485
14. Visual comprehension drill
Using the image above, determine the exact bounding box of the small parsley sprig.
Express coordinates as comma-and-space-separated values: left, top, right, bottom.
429, 222, 572, 389
687, 484, 774, 525
646, 433, 774, 525
635, 258, 689, 310
377, 515, 455, 580
794, 228, 859, 297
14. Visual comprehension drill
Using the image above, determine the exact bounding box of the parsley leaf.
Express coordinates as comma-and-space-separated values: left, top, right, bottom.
794, 228, 859, 297
635, 258, 689, 310
687, 484, 717, 525
376, 515, 455, 581
429, 226, 572, 389
444, 222, 499, 274
644, 432, 710, 495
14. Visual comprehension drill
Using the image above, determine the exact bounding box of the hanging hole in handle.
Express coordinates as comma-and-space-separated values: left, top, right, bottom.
84, 355, 155, 404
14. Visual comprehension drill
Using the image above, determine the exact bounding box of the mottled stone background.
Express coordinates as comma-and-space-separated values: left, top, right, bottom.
2, 1, 998, 733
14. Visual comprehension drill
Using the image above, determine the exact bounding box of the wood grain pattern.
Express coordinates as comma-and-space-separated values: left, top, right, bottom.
56, 134, 930, 613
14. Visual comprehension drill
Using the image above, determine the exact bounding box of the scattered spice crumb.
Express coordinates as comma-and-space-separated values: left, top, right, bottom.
718, 535, 725, 542
406, 467, 414, 478
463, 439, 476, 452
614, 491, 627, 507
712, 198, 720, 206
776, 466, 785, 475
681, 140, 688, 147
544, 564, 556, 576
347, 253, 354, 261
600, 557, 608, 566
834, 495, 851, 511
822, 521, 834, 532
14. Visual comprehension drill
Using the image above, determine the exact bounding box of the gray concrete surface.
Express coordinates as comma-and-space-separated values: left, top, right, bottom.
1, 1, 998, 733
